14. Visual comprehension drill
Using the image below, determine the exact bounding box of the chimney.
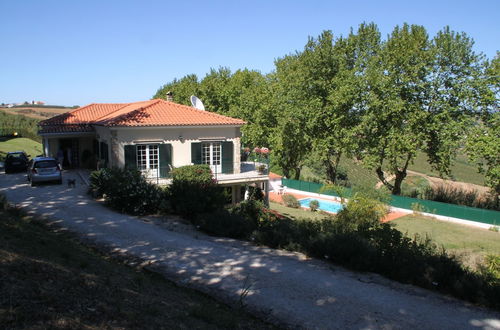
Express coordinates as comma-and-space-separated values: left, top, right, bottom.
166, 91, 173, 102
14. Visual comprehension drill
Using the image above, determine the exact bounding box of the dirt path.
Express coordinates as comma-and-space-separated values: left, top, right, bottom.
1, 172, 499, 329
375, 170, 490, 193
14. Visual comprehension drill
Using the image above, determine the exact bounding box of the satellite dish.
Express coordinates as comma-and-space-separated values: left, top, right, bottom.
190, 95, 205, 111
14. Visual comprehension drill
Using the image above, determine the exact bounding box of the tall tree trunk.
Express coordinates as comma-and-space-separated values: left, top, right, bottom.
391, 153, 412, 195
294, 167, 301, 180
325, 152, 342, 184
392, 170, 407, 195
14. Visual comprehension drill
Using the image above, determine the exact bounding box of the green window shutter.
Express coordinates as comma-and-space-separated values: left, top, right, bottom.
100, 142, 109, 167
191, 142, 201, 165
222, 141, 233, 174
93, 139, 99, 156
159, 143, 172, 178
124, 145, 136, 170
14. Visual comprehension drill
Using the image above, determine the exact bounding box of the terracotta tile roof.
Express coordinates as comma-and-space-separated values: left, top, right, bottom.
39, 99, 245, 133
269, 172, 283, 180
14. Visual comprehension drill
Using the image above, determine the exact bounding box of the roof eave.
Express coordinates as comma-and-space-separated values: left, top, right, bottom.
101, 123, 246, 129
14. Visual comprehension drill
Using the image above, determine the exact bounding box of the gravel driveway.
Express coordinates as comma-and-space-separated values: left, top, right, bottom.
1, 171, 499, 329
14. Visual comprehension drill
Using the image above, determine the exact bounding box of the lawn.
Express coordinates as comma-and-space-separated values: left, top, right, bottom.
270, 201, 331, 221
392, 215, 500, 268
270, 201, 499, 269
0, 204, 274, 329
0, 137, 42, 161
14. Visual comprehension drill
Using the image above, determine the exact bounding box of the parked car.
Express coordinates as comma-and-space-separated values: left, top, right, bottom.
4, 151, 30, 173
27, 157, 62, 186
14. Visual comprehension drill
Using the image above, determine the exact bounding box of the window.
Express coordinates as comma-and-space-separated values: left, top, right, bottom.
202, 142, 221, 173
136, 144, 159, 177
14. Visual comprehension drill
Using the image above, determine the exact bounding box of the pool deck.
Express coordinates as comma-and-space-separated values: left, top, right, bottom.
268, 189, 409, 222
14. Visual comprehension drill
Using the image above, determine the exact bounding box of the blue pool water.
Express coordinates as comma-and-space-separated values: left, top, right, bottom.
299, 198, 344, 213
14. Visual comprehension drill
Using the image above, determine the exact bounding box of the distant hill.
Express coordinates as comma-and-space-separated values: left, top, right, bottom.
0, 105, 76, 120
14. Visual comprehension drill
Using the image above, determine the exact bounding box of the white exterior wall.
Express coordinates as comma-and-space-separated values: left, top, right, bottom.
101, 126, 242, 172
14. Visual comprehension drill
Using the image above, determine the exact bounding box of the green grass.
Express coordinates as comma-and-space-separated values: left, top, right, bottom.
298, 151, 486, 188
392, 215, 500, 268
408, 151, 485, 186
270, 201, 332, 221
0, 137, 42, 161
0, 205, 274, 329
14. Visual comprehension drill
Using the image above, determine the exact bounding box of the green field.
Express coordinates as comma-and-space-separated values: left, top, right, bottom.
0, 204, 273, 329
392, 215, 500, 268
408, 151, 485, 186
300, 152, 486, 189
0, 137, 42, 161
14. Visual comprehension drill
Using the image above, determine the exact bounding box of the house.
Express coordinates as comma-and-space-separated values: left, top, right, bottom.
38, 98, 269, 204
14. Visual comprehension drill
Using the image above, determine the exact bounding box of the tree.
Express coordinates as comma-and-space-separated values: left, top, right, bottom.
272, 53, 312, 179
467, 112, 500, 195
153, 68, 275, 148
358, 24, 488, 195
153, 74, 200, 105
306, 25, 381, 184
197, 67, 232, 114
466, 53, 500, 195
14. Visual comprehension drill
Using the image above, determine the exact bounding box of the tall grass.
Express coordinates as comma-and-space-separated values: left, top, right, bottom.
423, 185, 499, 211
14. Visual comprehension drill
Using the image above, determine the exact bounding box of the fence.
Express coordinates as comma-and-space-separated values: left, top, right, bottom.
282, 178, 500, 226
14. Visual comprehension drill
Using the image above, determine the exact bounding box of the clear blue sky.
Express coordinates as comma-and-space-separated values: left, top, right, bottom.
1, 0, 498, 106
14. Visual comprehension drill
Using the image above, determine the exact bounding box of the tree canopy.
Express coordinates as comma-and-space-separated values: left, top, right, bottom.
154, 23, 498, 195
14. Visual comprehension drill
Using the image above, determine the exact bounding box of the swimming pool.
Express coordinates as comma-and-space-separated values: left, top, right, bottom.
299, 197, 344, 213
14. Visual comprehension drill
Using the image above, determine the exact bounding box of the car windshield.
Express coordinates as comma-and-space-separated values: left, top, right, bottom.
34, 160, 58, 168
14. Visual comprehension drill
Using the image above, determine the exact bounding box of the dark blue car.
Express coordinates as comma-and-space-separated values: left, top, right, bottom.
4, 151, 30, 173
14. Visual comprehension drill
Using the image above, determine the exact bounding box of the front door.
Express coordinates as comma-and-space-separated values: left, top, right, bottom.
202, 142, 221, 174
59, 138, 79, 168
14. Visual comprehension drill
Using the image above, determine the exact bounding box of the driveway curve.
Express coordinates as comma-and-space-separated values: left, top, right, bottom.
1, 172, 499, 329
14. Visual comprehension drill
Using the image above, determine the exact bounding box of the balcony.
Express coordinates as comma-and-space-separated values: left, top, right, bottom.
146, 148, 271, 186
214, 161, 269, 185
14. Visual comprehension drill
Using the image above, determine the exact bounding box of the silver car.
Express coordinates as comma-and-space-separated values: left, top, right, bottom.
27, 157, 62, 186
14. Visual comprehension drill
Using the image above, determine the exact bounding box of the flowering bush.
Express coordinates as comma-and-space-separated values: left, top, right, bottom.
89, 168, 164, 215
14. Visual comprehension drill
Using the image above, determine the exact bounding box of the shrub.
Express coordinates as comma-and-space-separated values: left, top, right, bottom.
352, 183, 391, 203
253, 207, 500, 308
489, 226, 499, 232
282, 194, 300, 208
479, 255, 500, 287
245, 186, 264, 201
309, 199, 319, 212
88, 168, 163, 215
411, 202, 426, 215
335, 193, 388, 232
167, 165, 225, 218
423, 185, 499, 211
399, 176, 430, 199
0, 193, 8, 211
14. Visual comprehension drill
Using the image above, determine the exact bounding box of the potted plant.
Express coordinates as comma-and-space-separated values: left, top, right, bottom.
257, 164, 266, 175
